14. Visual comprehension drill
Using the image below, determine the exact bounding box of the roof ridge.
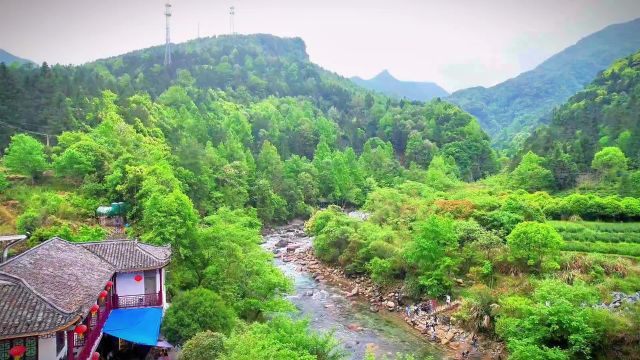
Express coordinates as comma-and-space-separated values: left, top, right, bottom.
0, 237, 62, 268
135, 242, 170, 261
78, 238, 133, 245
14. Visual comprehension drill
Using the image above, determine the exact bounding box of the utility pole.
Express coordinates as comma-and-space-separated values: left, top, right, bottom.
229, 6, 236, 35
164, 2, 172, 66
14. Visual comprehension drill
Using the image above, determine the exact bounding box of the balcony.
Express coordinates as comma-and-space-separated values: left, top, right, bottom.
72, 301, 112, 360
114, 292, 162, 309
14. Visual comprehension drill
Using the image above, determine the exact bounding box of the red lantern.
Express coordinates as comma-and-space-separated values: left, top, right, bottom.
9, 345, 26, 360
74, 324, 88, 339
90, 304, 100, 316
134, 274, 143, 282
105, 281, 113, 290
98, 290, 108, 304
92, 352, 100, 360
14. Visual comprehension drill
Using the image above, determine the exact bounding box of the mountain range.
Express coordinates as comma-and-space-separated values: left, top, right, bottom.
447, 17, 640, 149
350, 70, 449, 101
0, 49, 33, 65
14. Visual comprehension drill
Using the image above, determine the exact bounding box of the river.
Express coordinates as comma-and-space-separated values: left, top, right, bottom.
263, 222, 446, 360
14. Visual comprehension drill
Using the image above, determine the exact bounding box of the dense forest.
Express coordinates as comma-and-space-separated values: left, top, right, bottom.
525, 50, 640, 178
1, 32, 640, 360
448, 18, 640, 151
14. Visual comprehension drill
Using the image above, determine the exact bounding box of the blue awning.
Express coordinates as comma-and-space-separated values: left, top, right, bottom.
103, 308, 163, 346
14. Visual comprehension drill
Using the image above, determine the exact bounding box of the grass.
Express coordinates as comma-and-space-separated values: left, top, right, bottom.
562, 240, 640, 258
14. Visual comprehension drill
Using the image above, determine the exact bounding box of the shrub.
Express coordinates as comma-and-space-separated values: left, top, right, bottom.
179, 331, 225, 360
507, 222, 563, 272
163, 288, 237, 344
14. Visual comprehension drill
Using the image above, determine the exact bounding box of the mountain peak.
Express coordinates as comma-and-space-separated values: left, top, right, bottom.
351, 70, 449, 101
374, 69, 396, 80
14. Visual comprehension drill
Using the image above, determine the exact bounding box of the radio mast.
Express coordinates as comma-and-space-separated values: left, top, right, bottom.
229, 6, 236, 35
164, 2, 172, 66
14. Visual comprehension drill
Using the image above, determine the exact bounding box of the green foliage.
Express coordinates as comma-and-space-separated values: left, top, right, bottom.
510, 152, 554, 192
591, 146, 628, 183
162, 287, 237, 344
425, 155, 459, 191
2, 134, 47, 181
0, 172, 8, 193
175, 208, 292, 321
178, 331, 226, 360
220, 316, 345, 360
507, 222, 563, 272
496, 280, 603, 359
140, 189, 199, 246
526, 50, 640, 177
403, 215, 459, 297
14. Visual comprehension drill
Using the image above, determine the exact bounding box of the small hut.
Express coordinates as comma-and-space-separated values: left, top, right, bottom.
97, 202, 127, 233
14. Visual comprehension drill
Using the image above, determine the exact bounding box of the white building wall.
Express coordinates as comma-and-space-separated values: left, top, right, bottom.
115, 271, 146, 295
37, 335, 64, 360
115, 269, 162, 296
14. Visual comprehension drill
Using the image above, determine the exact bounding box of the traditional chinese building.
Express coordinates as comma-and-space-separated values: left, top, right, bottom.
0, 237, 171, 360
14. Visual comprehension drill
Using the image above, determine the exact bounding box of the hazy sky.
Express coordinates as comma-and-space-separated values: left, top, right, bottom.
1, 0, 640, 91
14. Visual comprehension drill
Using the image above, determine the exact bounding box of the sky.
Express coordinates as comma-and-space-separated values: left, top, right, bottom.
1, 0, 640, 92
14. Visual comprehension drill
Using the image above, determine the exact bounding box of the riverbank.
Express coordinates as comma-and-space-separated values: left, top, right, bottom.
268, 221, 506, 360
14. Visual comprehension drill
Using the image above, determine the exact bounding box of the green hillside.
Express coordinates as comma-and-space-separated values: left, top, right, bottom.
523, 50, 640, 189
0, 34, 496, 181
448, 18, 640, 150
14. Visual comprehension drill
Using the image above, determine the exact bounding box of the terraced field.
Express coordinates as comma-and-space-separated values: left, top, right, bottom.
550, 221, 640, 257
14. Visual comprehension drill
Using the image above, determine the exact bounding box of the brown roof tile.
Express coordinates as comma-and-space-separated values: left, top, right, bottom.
80, 240, 171, 271
0, 274, 76, 339
0, 237, 171, 339
0, 238, 115, 314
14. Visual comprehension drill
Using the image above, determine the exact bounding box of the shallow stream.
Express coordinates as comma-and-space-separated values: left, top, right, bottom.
263, 223, 445, 360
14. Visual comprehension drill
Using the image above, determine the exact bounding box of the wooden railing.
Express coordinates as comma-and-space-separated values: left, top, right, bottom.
114, 292, 162, 309
74, 301, 111, 360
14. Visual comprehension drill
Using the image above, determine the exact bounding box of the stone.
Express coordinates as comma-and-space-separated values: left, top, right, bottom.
347, 323, 363, 331
385, 301, 395, 310
275, 238, 289, 248
346, 285, 359, 297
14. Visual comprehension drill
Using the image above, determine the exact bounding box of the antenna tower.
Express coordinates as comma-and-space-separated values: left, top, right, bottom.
229, 6, 236, 35
164, 2, 172, 66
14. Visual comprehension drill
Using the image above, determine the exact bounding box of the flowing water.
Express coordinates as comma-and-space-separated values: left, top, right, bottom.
264, 223, 446, 360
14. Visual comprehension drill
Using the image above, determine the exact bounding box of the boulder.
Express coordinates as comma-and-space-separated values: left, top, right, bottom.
385, 301, 395, 310
275, 238, 289, 248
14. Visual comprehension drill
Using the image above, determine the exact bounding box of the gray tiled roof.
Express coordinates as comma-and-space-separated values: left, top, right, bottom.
0, 238, 115, 313
0, 274, 77, 338
0, 238, 171, 339
81, 240, 171, 271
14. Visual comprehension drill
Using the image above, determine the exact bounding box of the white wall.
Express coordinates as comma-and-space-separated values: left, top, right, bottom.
37, 335, 64, 360
115, 269, 161, 296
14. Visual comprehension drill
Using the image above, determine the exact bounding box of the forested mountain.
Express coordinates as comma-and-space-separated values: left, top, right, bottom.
448, 18, 640, 149
351, 70, 449, 101
0, 49, 32, 65
0, 34, 496, 182
525, 50, 640, 176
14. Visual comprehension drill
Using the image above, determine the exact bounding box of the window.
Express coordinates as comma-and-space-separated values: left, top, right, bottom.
0, 337, 38, 360
0, 340, 10, 360
56, 331, 65, 355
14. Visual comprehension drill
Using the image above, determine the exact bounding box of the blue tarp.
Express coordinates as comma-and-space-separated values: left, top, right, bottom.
103, 308, 163, 346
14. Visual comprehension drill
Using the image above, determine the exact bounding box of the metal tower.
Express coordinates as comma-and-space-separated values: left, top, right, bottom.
229, 6, 236, 35
164, 2, 172, 66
